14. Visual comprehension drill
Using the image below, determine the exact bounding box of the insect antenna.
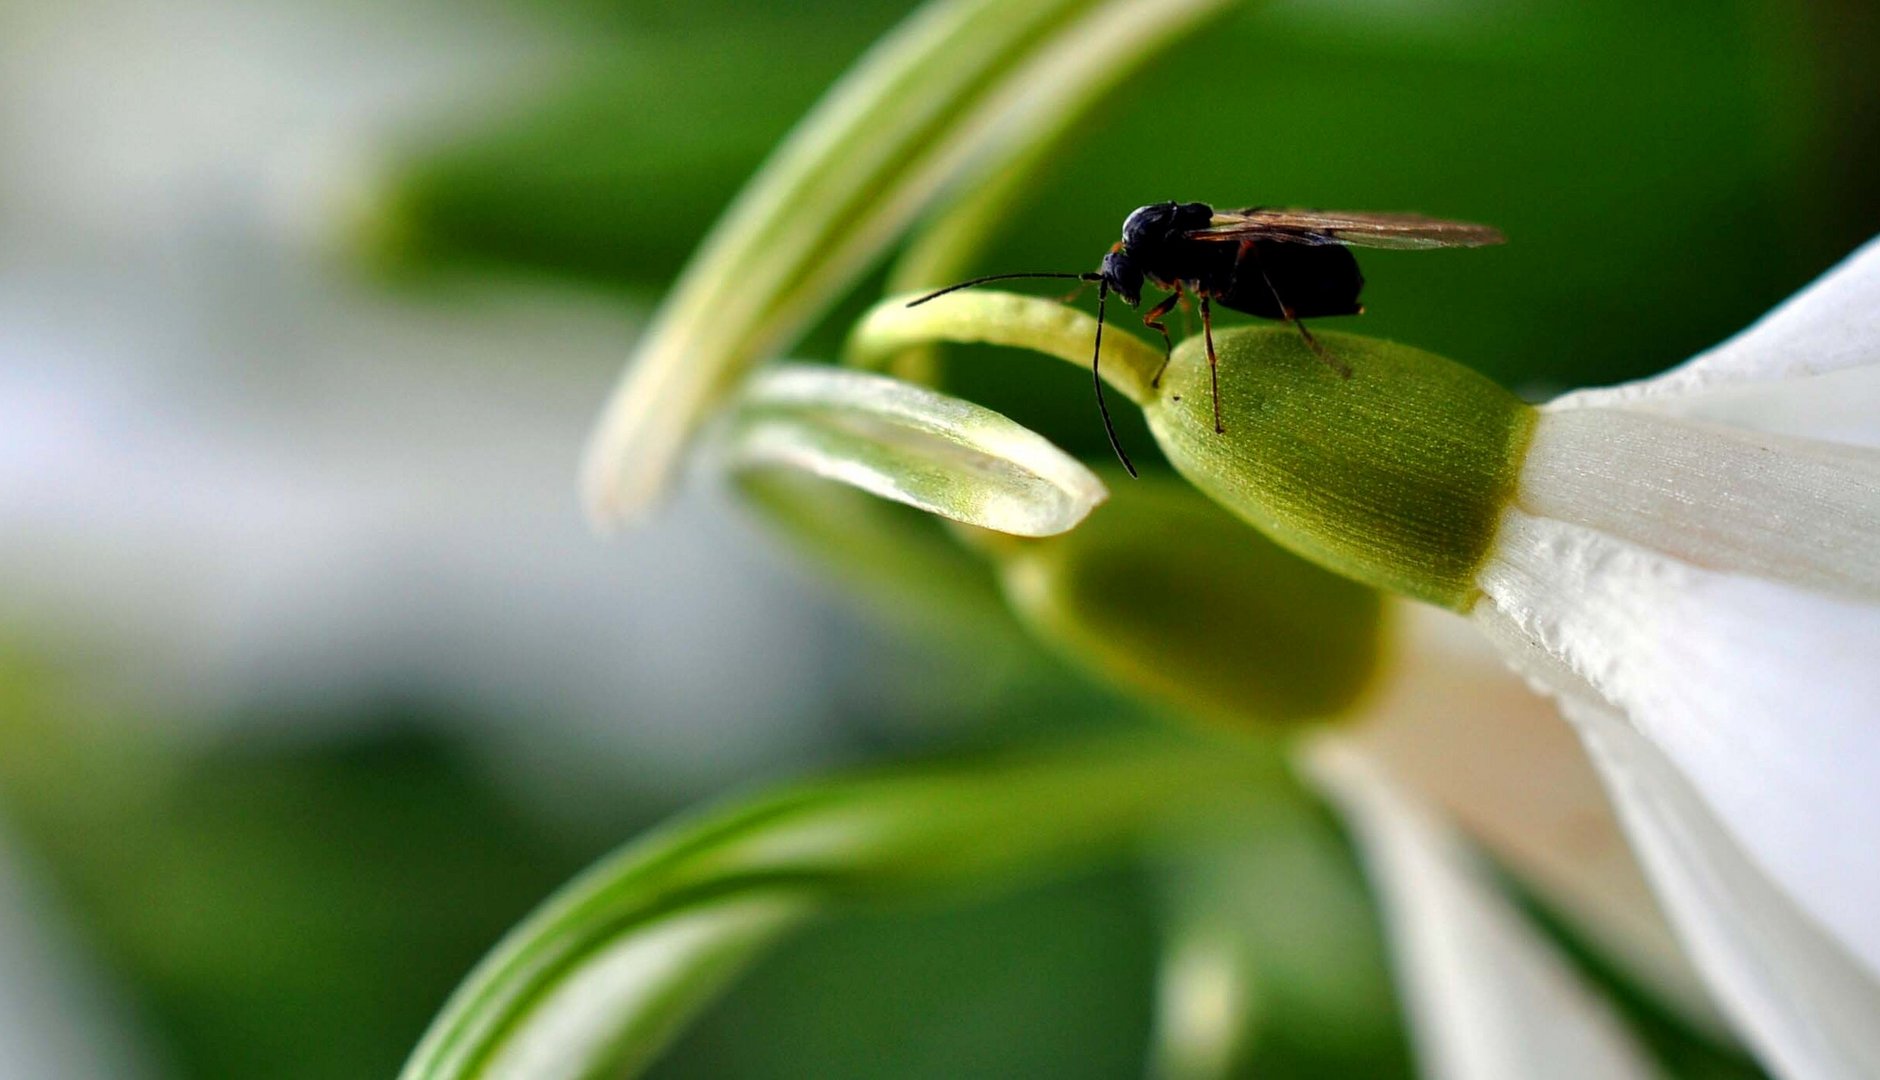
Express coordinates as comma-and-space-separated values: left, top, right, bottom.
905, 271, 1100, 307
1090, 280, 1137, 478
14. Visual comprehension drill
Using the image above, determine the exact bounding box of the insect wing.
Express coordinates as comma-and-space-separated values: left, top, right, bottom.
1191, 208, 1505, 250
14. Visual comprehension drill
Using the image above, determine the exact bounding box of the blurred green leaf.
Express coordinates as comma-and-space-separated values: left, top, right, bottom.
652, 866, 1164, 1080
875, 0, 1238, 383
733, 469, 1014, 632
722, 364, 1106, 537
372, 32, 877, 289
403, 736, 1290, 1080
1148, 805, 1413, 1080
992, 476, 1382, 728
0, 664, 599, 1080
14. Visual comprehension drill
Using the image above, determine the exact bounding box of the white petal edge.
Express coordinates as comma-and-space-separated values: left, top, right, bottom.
1303, 738, 1662, 1080
1517, 408, 1880, 599
721, 364, 1106, 537
1474, 610, 1880, 1080
1476, 509, 1880, 981
1343, 602, 1725, 1033
1550, 235, 1880, 446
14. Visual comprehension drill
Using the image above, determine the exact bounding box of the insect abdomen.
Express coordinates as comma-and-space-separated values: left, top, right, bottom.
1218, 241, 1364, 320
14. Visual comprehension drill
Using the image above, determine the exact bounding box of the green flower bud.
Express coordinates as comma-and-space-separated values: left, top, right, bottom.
993, 478, 1382, 726
1146, 328, 1536, 610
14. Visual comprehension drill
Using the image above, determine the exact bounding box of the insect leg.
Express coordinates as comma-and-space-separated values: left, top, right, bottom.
1201, 295, 1223, 434
1141, 287, 1181, 388
1239, 242, 1353, 379
1285, 318, 1351, 378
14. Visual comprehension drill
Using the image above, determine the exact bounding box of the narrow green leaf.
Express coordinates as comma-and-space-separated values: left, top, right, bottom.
884, 0, 1238, 295
582, 0, 1227, 524
722, 364, 1106, 537
402, 738, 1288, 1080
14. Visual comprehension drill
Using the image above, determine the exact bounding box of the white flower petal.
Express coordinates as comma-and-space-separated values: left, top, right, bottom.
1518, 408, 1880, 599
1476, 510, 1880, 986
1474, 613, 1880, 1079
1585, 364, 1880, 449
1347, 603, 1725, 1032
1552, 236, 1880, 437
1305, 739, 1661, 1080
1566, 693, 1880, 1080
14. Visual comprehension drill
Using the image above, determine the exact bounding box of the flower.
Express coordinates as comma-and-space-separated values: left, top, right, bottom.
849, 235, 1880, 1077
1470, 236, 1880, 1079
1078, 238, 1880, 1078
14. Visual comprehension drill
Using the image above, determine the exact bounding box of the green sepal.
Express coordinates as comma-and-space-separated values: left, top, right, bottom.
1146, 328, 1536, 610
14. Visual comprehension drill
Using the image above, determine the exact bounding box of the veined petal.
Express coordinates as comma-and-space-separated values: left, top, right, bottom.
1551, 236, 1880, 446
1305, 740, 1661, 1080
1476, 510, 1880, 991
1474, 615, 1880, 1080
721, 364, 1105, 536
1517, 408, 1880, 599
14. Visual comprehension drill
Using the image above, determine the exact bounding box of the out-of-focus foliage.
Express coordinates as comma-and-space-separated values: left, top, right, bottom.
0, 651, 622, 1080
382, 0, 1867, 403
398, 735, 1332, 1080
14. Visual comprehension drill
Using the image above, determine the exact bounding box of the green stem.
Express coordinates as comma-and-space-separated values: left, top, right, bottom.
847, 290, 1161, 405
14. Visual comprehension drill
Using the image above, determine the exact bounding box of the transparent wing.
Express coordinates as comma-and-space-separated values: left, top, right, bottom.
1191, 208, 1506, 250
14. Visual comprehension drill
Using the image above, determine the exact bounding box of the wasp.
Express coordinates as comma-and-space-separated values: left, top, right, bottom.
908, 202, 1505, 475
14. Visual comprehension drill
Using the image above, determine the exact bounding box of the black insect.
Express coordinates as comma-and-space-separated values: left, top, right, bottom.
906, 202, 1505, 476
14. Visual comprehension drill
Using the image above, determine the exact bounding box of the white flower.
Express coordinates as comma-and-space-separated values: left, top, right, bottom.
839, 231, 1880, 1078
1471, 236, 1880, 1079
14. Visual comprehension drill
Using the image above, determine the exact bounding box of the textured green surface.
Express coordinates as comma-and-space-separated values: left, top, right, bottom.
994, 477, 1381, 726
1146, 328, 1536, 609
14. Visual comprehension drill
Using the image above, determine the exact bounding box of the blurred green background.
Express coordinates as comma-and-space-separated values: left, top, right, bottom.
1, 0, 1872, 1076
